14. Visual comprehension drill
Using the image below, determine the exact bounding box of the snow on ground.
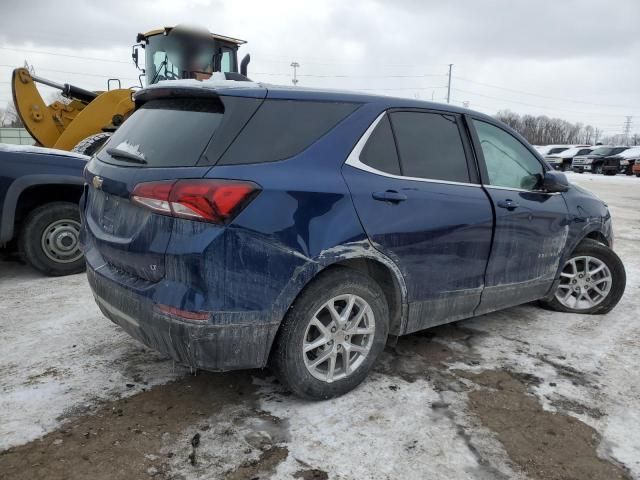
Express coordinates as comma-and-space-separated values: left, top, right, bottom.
1, 172, 639, 478
0, 262, 185, 450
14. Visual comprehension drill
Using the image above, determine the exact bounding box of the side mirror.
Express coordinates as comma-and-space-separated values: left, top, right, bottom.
542, 170, 569, 193
131, 44, 143, 70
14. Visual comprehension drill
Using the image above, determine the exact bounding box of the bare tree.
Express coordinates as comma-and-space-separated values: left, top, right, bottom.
495, 110, 599, 145
1, 101, 24, 127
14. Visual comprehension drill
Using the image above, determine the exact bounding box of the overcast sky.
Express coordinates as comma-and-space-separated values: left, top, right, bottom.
1, 0, 639, 136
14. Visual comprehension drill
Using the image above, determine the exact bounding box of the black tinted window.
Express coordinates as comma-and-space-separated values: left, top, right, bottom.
360, 115, 400, 175
390, 112, 469, 183
98, 98, 223, 167
220, 100, 359, 165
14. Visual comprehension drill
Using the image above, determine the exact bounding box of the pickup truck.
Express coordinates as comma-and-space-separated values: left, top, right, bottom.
0, 144, 88, 276
572, 146, 628, 174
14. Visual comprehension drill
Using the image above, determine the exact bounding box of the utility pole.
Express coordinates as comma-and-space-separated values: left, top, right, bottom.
290, 61, 300, 86
623, 116, 632, 145
446, 64, 453, 104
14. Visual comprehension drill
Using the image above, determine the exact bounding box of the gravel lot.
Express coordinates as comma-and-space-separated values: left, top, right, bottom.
1, 172, 638, 480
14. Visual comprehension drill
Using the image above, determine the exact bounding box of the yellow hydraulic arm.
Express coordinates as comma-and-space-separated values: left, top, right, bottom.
12, 68, 134, 150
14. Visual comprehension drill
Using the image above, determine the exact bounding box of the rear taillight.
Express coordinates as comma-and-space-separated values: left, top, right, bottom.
131, 179, 259, 224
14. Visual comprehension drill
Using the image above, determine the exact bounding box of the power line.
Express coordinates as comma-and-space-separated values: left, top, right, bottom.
453, 76, 639, 110
453, 87, 636, 118
0, 46, 130, 64
0, 64, 138, 82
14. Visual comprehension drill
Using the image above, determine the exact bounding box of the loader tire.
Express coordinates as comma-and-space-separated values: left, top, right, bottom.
72, 132, 112, 156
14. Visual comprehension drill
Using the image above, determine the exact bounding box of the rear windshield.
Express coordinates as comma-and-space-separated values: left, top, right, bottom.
97, 98, 223, 167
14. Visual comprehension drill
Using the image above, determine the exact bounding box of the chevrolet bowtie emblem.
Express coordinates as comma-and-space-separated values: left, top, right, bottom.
92, 175, 104, 189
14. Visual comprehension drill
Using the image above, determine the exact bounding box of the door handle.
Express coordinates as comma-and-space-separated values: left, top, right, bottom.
497, 199, 520, 210
372, 190, 408, 203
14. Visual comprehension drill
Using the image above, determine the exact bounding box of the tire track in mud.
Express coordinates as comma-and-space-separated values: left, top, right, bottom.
375, 323, 632, 479
0, 371, 290, 480
0, 322, 631, 480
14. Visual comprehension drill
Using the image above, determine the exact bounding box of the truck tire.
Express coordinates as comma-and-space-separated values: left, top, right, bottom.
271, 267, 389, 400
594, 164, 603, 174
72, 132, 112, 156
540, 239, 625, 315
19, 202, 85, 276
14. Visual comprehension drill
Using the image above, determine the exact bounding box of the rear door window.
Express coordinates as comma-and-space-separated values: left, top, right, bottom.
219, 100, 359, 165
98, 98, 224, 167
389, 111, 470, 183
359, 115, 401, 175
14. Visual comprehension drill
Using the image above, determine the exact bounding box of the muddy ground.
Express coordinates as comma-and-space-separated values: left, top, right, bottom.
1, 173, 639, 479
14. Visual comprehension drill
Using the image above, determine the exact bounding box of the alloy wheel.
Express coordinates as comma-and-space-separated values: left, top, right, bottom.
555, 255, 612, 310
303, 294, 375, 383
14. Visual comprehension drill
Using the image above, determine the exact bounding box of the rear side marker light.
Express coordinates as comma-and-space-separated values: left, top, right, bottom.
155, 304, 211, 321
131, 179, 259, 224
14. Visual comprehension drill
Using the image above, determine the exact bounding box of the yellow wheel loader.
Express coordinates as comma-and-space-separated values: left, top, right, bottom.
11, 26, 250, 155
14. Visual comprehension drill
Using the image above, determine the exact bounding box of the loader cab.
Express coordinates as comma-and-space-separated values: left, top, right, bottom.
134, 26, 247, 86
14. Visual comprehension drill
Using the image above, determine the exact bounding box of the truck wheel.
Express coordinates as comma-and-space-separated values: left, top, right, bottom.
19, 202, 85, 276
540, 239, 625, 315
271, 268, 389, 400
594, 164, 603, 174
636, 174, 640, 178
72, 132, 112, 156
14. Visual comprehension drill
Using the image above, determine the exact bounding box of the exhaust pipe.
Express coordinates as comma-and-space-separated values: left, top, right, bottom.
240, 54, 251, 77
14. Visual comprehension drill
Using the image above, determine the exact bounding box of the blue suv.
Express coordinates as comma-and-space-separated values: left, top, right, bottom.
81, 81, 625, 399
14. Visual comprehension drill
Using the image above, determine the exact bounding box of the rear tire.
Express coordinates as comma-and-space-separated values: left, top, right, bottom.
19, 202, 85, 276
271, 268, 389, 400
72, 132, 112, 156
540, 239, 625, 315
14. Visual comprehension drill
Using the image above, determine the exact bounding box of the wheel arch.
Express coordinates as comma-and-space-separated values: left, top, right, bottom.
271, 242, 409, 342
1, 175, 84, 244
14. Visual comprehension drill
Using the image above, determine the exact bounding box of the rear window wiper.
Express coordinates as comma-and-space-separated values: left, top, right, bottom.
106, 147, 147, 164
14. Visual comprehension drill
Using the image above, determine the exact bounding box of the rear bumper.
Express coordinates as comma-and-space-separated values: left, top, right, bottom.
86, 265, 280, 371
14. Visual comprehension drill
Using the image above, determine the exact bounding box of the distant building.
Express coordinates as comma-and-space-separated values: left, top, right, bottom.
0, 128, 34, 145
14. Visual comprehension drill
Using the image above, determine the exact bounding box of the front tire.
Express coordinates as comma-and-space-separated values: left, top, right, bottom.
541, 239, 625, 314
271, 268, 389, 400
19, 202, 85, 276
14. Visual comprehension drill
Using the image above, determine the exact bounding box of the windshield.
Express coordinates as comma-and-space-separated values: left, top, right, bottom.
553, 147, 580, 157
618, 147, 640, 158
145, 33, 236, 85
591, 147, 614, 156
548, 147, 569, 154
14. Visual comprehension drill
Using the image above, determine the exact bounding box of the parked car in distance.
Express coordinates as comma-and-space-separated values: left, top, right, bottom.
534, 145, 573, 156
81, 80, 626, 399
545, 146, 593, 171
633, 155, 640, 177
572, 146, 629, 174
0, 144, 88, 275
602, 146, 640, 176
